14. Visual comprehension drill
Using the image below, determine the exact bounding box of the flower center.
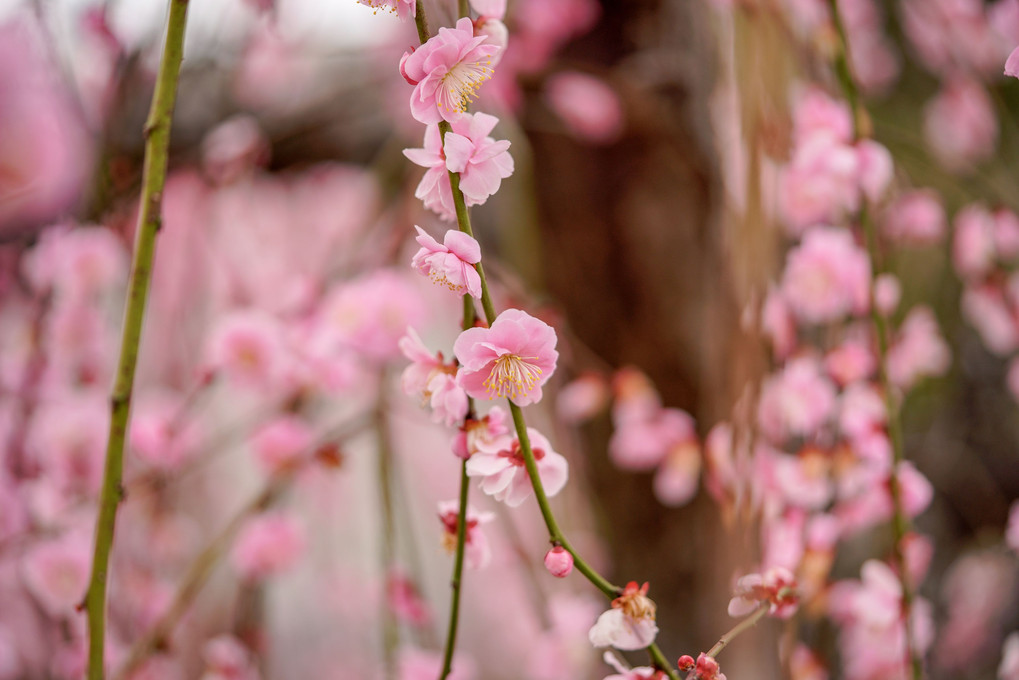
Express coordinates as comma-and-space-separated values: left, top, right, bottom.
497, 441, 545, 467
438, 59, 492, 114
483, 354, 542, 400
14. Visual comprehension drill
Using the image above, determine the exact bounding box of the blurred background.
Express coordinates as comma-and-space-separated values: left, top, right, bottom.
1, 0, 1019, 678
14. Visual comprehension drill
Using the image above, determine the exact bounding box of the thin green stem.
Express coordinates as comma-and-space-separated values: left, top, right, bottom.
414, 0, 430, 43
704, 603, 770, 659
438, 461, 471, 679
84, 2, 190, 678
376, 388, 400, 679
457, 0, 469, 19
826, 2, 921, 679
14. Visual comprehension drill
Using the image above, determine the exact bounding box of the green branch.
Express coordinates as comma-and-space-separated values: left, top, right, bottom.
84, 2, 191, 678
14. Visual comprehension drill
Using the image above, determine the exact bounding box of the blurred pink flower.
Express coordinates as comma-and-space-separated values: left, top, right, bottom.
437, 501, 495, 569
923, 77, 997, 172
600, 652, 658, 679
825, 339, 876, 386
410, 226, 483, 298
961, 284, 1018, 356
953, 204, 998, 280
205, 310, 288, 390
1001, 633, 1019, 680
881, 190, 946, 246
757, 356, 837, 443
201, 115, 270, 185
466, 426, 568, 506
202, 636, 260, 680
451, 406, 509, 459
230, 513, 305, 582
781, 226, 871, 324
886, 306, 950, 389
545, 72, 624, 144
21, 532, 91, 618
130, 392, 203, 471
249, 415, 314, 475
454, 308, 558, 406
1007, 45, 1019, 77
588, 581, 658, 651
401, 18, 500, 124
556, 373, 610, 423
397, 647, 473, 680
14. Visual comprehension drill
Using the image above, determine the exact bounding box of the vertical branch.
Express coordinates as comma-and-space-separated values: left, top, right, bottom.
825, 2, 921, 679
438, 460, 471, 680
375, 384, 400, 679
84, 1, 190, 678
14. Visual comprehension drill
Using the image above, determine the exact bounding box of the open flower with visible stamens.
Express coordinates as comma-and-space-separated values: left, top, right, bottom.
401, 17, 500, 124
453, 308, 558, 406
466, 426, 568, 506
410, 226, 482, 298
437, 501, 495, 569
399, 327, 468, 427
588, 581, 659, 651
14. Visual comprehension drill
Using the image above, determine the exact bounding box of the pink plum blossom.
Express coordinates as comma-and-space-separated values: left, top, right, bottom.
923, 77, 997, 171
454, 308, 558, 406
230, 513, 305, 582
953, 204, 998, 280
600, 652, 659, 679
21, 532, 91, 618
544, 72, 624, 144
1001, 633, 1019, 680
249, 415, 314, 475
129, 393, 203, 471
205, 310, 288, 389
399, 328, 469, 427
961, 285, 1018, 356
387, 568, 432, 627
886, 307, 951, 389
881, 190, 946, 246
780, 226, 871, 324
437, 501, 495, 569
588, 581, 659, 651
556, 373, 610, 423
410, 226, 483, 298
201, 115, 270, 185
825, 339, 876, 386
202, 636, 260, 680
652, 438, 702, 507
757, 356, 837, 443
356, 0, 415, 20
400, 18, 500, 124
403, 113, 514, 220
466, 426, 568, 506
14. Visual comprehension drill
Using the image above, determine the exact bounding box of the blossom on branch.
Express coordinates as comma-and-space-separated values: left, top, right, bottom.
588, 581, 659, 651
410, 226, 483, 298
399, 327, 468, 427
465, 426, 568, 506
401, 17, 500, 124
437, 501, 494, 569
454, 308, 558, 405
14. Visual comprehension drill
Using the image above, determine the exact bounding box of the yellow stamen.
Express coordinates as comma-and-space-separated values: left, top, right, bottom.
483, 354, 542, 400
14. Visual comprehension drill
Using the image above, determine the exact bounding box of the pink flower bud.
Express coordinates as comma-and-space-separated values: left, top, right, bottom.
678, 655, 695, 671
543, 546, 573, 578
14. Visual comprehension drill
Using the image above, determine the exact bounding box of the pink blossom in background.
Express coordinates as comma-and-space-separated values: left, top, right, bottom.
610, 406, 696, 472
454, 308, 558, 406
317, 270, 426, 363
762, 287, 797, 359
781, 226, 871, 324
757, 356, 837, 443
404, 113, 514, 220
588, 581, 659, 651
470, 0, 507, 19
205, 310, 289, 390
410, 226, 483, 298
401, 17, 500, 124
923, 77, 997, 172
961, 285, 1018, 356
953, 204, 998, 280
556, 373, 610, 423
886, 307, 951, 389
727, 567, 799, 618
0, 18, 92, 236
789, 644, 828, 680
437, 501, 495, 569
838, 381, 886, 441
600, 652, 658, 679
527, 594, 602, 679
230, 513, 306, 582
841, 0, 901, 94
386, 569, 433, 627
873, 274, 901, 316
249, 415, 314, 475
778, 137, 860, 232
466, 426, 568, 506
399, 327, 468, 427
652, 438, 702, 507
20, 532, 92, 618
25, 393, 109, 497
881, 189, 946, 246
232, 23, 316, 114
22, 225, 127, 301
825, 338, 876, 386
544, 72, 624, 144
791, 88, 853, 146
855, 140, 893, 203
900, 0, 1001, 77
129, 393, 203, 471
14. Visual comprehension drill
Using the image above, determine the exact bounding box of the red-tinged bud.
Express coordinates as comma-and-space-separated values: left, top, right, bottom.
543, 546, 573, 578
400, 48, 419, 85
677, 655, 695, 672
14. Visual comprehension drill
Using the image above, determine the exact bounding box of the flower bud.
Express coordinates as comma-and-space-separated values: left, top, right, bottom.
543, 546, 573, 578
677, 655, 695, 672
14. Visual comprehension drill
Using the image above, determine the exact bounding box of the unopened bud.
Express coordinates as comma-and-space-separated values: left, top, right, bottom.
543, 546, 573, 578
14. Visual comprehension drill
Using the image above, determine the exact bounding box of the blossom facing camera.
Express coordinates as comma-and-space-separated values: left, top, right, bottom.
543, 546, 574, 577
454, 308, 558, 406
401, 17, 500, 124
466, 426, 568, 507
